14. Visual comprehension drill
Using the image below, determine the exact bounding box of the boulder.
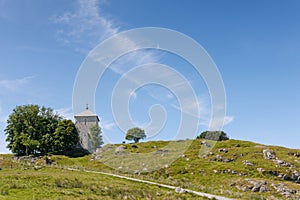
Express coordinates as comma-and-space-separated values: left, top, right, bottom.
115, 145, 127, 155
263, 149, 276, 160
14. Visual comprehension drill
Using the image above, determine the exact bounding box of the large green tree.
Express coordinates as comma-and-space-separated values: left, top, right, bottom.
5, 104, 79, 156
125, 127, 146, 143
5, 105, 61, 155
89, 125, 103, 153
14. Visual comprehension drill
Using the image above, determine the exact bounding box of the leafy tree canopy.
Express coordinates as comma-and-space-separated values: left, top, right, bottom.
89, 125, 103, 153
5, 104, 79, 156
125, 127, 146, 143
52, 119, 79, 153
197, 131, 229, 141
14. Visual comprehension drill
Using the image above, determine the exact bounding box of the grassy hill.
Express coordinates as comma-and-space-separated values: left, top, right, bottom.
1, 139, 300, 199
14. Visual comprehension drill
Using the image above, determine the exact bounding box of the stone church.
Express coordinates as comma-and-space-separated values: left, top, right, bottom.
74, 106, 100, 153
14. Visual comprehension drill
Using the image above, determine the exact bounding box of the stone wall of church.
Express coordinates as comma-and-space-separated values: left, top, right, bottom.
75, 116, 99, 152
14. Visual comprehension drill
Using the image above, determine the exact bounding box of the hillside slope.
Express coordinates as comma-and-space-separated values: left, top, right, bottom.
1, 139, 300, 199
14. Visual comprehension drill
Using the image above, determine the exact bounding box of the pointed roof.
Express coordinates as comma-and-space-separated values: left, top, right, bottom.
74, 109, 97, 117
74, 107, 100, 121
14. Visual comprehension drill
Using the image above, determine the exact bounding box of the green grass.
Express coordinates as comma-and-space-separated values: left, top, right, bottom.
0, 167, 205, 200
2, 138, 300, 199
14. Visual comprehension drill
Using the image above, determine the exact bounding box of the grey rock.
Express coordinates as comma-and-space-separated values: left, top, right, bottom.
257, 168, 265, 173
242, 160, 255, 166
263, 149, 276, 160
259, 185, 269, 192
115, 145, 127, 155
218, 148, 228, 153
223, 158, 235, 163
175, 187, 186, 194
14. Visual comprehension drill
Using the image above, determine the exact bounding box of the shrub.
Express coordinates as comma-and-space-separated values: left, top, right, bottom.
197, 131, 229, 141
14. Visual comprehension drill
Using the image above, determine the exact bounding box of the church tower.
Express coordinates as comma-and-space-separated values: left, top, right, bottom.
74, 105, 100, 152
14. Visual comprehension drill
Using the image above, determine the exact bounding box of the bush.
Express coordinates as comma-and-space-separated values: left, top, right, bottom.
197, 131, 229, 141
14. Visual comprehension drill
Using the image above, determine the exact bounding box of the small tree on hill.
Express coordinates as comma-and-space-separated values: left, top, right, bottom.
125, 127, 146, 143
89, 125, 103, 153
197, 131, 229, 141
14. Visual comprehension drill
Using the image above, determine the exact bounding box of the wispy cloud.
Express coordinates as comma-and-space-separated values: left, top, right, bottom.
55, 107, 74, 120
100, 120, 116, 131
0, 76, 34, 91
52, 0, 118, 51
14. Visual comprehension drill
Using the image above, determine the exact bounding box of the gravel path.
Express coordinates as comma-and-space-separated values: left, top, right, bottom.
66, 167, 234, 200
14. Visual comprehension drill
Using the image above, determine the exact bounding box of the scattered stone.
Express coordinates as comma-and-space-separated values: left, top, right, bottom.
235, 144, 241, 147
34, 165, 41, 170
216, 155, 223, 161
93, 154, 103, 160
278, 173, 289, 181
175, 187, 186, 194
115, 145, 127, 155
133, 170, 139, 175
235, 179, 268, 193
131, 144, 138, 148
259, 185, 270, 192
223, 158, 235, 163
288, 152, 300, 157
218, 148, 228, 153
181, 154, 186, 158
213, 169, 218, 174
200, 141, 211, 147
251, 184, 261, 192
274, 159, 293, 167
236, 185, 252, 192
152, 146, 157, 148
229, 182, 236, 187
271, 183, 297, 198
268, 170, 278, 176
44, 157, 53, 165
242, 160, 255, 166
257, 168, 265, 173
263, 149, 276, 160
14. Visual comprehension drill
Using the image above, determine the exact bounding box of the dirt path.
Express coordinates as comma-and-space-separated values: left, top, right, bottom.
65, 167, 234, 200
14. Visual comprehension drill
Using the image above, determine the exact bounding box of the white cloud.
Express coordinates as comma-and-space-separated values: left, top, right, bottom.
55, 107, 74, 120
52, 0, 118, 50
171, 96, 210, 119
208, 115, 234, 130
100, 120, 116, 131
0, 76, 34, 91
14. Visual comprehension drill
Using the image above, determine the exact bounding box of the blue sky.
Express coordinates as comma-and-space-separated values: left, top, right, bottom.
0, 0, 300, 153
